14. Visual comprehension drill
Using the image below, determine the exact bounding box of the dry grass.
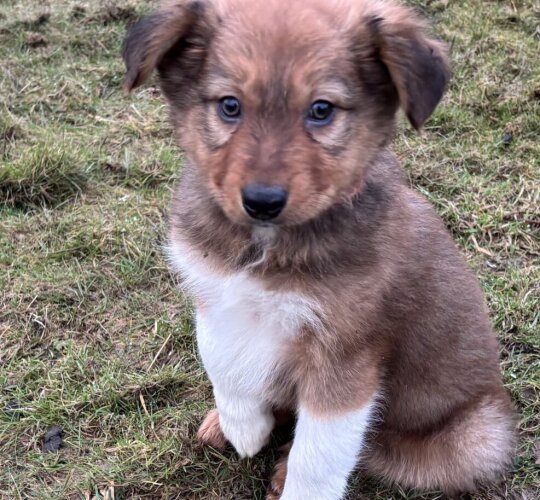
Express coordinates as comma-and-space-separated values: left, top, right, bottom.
1, 0, 538, 498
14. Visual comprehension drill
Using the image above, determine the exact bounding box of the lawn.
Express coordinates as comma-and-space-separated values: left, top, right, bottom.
0, 0, 538, 498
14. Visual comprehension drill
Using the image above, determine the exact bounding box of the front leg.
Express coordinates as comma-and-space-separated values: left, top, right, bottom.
279, 396, 378, 500
195, 309, 276, 458
213, 386, 275, 458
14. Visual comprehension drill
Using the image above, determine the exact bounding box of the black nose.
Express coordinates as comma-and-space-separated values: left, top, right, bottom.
241, 184, 288, 221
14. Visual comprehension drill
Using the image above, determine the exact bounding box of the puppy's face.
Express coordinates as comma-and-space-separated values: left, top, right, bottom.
123, 0, 449, 226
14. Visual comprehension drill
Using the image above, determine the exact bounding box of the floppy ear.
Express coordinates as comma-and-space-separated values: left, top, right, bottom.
122, 1, 209, 92
368, 8, 450, 130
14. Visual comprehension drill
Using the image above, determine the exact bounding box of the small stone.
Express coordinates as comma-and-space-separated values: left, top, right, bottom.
43, 426, 63, 452
501, 132, 513, 146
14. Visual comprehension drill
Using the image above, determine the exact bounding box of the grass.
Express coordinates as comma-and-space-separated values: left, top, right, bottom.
0, 0, 538, 498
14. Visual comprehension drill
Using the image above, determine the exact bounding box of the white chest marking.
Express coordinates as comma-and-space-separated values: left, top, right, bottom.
167, 240, 320, 398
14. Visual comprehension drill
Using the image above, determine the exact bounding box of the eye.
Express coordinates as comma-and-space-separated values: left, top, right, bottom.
218, 96, 241, 121
307, 100, 335, 125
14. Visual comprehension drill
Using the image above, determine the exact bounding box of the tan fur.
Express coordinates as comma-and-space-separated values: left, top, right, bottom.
123, 0, 517, 494
267, 443, 291, 499
197, 409, 226, 449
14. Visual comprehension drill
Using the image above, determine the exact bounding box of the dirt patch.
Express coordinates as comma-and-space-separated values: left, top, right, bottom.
11, 12, 50, 31
31, 13, 50, 27
24, 32, 48, 48
1, 125, 20, 143
70, 6, 87, 20
85, 4, 138, 26
503, 341, 539, 356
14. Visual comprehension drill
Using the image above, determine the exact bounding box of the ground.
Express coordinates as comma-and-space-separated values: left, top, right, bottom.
0, 0, 538, 498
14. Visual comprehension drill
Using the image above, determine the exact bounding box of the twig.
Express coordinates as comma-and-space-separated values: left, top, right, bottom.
470, 234, 494, 257
139, 393, 150, 418
139, 393, 161, 442
147, 332, 172, 372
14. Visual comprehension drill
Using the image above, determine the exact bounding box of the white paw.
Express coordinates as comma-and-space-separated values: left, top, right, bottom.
220, 411, 274, 458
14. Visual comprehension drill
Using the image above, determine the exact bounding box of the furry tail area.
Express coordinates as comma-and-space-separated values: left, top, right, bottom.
363, 391, 517, 494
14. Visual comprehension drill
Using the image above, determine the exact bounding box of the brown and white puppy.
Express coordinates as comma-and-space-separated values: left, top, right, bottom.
122, 0, 516, 498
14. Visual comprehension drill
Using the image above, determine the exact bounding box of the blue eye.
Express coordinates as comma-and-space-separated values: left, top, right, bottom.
307, 100, 335, 125
218, 96, 241, 121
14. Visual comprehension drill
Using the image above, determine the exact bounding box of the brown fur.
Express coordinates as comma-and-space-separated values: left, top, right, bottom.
123, 0, 516, 494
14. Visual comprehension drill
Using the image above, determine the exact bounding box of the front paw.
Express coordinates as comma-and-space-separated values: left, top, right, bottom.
197, 409, 227, 449
220, 410, 275, 458
266, 443, 291, 499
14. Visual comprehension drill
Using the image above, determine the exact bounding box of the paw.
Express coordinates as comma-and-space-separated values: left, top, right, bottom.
220, 410, 274, 458
266, 490, 281, 500
266, 443, 291, 500
197, 409, 227, 449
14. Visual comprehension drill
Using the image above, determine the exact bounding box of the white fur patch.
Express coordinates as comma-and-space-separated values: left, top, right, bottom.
281, 396, 379, 500
167, 238, 321, 457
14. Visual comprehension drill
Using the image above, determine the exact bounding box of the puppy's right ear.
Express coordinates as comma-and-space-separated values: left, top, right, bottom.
122, 1, 208, 92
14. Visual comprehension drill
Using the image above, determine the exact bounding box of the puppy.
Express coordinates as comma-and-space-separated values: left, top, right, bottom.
122, 0, 516, 498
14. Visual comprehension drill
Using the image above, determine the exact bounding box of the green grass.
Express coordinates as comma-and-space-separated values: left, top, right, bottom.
1, 0, 538, 498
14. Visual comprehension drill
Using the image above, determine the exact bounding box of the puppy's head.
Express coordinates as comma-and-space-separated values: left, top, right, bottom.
123, 0, 450, 226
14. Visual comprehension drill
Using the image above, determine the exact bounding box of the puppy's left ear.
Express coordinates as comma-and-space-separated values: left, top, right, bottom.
368, 8, 450, 130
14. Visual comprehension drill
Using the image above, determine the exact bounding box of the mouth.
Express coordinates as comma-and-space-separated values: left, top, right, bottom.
251, 219, 279, 227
